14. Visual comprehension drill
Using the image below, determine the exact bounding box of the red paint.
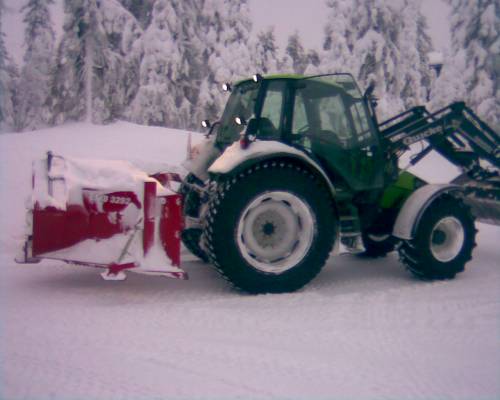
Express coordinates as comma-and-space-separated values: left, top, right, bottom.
32, 204, 88, 255
32, 189, 142, 256
143, 181, 156, 256
108, 262, 137, 274
159, 194, 182, 267
240, 136, 250, 149
28, 166, 184, 275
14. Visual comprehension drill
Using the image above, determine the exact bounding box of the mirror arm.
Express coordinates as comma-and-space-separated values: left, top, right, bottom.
206, 121, 220, 138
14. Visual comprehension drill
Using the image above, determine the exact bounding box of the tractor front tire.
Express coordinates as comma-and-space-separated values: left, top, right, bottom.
360, 231, 395, 257
180, 174, 208, 262
203, 162, 336, 294
398, 195, 476, 280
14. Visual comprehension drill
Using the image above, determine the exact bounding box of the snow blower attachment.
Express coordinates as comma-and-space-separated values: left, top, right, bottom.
16, 152, 187, 281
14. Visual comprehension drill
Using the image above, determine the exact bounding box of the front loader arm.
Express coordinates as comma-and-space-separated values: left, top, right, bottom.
380, 102, 499, 172
379, 102, 500, 225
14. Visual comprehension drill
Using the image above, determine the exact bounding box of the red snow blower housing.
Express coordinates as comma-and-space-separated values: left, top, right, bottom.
16, 152, 187, 281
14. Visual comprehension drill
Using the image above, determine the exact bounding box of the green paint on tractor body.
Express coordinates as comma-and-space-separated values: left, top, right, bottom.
379, 171, 426, 209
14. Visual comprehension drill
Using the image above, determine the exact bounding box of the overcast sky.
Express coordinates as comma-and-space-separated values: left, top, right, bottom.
3, 0, 452, 66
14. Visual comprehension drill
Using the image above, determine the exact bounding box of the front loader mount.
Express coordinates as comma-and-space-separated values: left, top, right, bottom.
16, 152, 187, 281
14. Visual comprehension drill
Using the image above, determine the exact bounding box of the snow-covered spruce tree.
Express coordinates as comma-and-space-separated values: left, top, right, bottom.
447, 0, 499, 125
16, 0, 56, 131
195, 0, 254, 124
127, 0, 203, 129
398, 0, 433, 109
119, 0, 154, 29
252, 27, 280, 75
429, 49, 467, 111
349, 0, 405, 118
316, 0, 355, 75
282, 32, 321, 74
100, 0, 144, 116
49, 0, 143, 125
320, 0, 434, 119
306, 48, 321, 73
0, 0, 17, 132
284, 31, 309, 74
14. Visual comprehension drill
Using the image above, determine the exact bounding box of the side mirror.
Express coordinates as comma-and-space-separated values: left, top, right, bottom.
246, 118, 259, 137
364, 81, 376, 98
235, 116, 258, 136
364, 80, 378, 110
201, 119, 220, 138
236, 117, 259, 149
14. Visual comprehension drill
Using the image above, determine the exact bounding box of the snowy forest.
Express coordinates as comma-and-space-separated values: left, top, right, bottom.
0, 0, 498, 133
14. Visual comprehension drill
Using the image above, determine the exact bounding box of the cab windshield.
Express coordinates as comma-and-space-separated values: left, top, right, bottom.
216, 80, 260, 144
305, 74, 363, 99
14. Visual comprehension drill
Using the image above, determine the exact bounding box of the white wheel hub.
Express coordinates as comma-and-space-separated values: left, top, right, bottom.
236, 191, 315, 274
430, 216, 465, 262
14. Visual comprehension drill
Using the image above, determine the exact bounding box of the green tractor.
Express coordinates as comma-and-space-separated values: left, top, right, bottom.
18, 73, 498, 289
181, 73, 499, 293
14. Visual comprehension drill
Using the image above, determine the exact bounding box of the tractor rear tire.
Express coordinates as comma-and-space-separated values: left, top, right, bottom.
181, 229, 208, 262
398, 195, 476, 280
203, 162, 336, 294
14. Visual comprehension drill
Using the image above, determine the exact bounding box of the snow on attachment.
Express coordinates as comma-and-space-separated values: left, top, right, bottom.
16, 152, 187, 281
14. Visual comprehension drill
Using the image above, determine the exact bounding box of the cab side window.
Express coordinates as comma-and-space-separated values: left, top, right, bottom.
258, 81, 286, 139
317, 94, 354, 147
349, 100, 377, 145
292, 94, 308, 135
291, 93, 312, 148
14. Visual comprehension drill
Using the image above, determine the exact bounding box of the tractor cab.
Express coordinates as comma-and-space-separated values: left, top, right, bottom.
214, 74, 385, 191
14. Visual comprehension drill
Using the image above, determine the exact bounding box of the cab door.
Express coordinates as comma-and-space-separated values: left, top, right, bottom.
346, 98, 385, 189
290, 81, 384, 191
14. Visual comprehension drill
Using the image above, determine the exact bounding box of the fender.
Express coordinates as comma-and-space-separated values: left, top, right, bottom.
208, 140, 337, 195
393, 184, 463, 240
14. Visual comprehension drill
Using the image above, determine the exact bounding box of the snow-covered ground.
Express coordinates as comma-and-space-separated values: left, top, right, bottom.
1, 122, 499, 399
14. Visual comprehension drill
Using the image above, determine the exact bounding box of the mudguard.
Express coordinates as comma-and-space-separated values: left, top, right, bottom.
208, 140, 337, 195
393, 184, 463, 240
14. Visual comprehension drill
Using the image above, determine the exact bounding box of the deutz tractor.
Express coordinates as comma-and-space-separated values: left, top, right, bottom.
17, 73, 500, 293
180, 73, 499, 293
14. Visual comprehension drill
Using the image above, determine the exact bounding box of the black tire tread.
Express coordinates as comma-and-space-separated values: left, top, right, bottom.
179, 174, 209, 262
398, 194, 477, 280
202, 161, 336, 294
181, 229, 208, 262
360, 231, 395, 258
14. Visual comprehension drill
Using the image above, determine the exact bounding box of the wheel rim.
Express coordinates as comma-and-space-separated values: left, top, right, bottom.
367, 233, 390, 242
236, 191, 315, 274
429, 216, 465, 262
